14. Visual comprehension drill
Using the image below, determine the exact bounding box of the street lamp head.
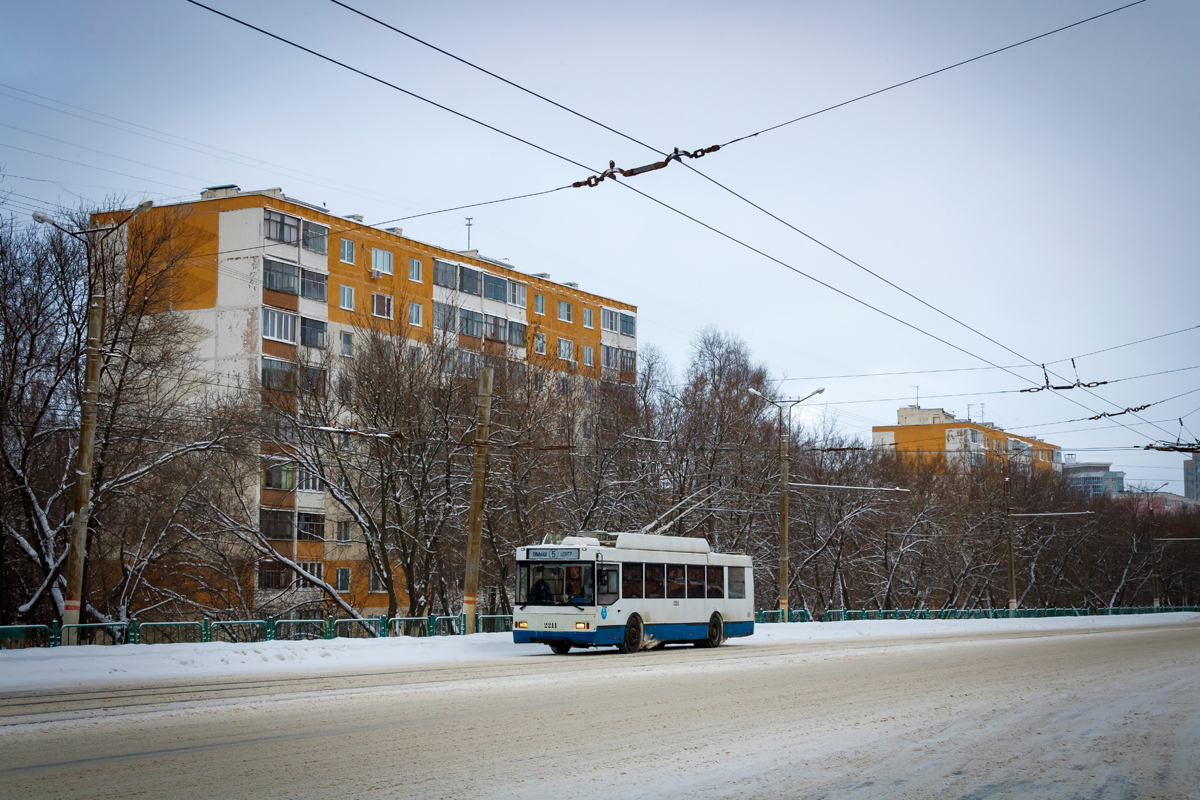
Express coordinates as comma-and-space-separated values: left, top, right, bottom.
747, 387, 763, 398
815, 387, 825, 395
31, 211, 54, 225
132, 200, 154, 216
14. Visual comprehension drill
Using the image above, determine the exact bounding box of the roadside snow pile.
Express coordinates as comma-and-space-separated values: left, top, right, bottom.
1, 612, 1196, 692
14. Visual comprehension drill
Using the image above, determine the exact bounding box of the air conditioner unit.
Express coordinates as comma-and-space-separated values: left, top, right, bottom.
370, 269, 382, 279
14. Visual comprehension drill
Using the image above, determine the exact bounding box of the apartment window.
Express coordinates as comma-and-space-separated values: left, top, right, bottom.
369, 569, 385, 593
257, 560, 289, 590
409, 257, 423, 282
458, 349, 481, 374
300, 269, 327, 302
583, 308, 594, 329
262, 410, 295, 443
620, 313, 636, 337
372, 292, 393, 319
557, 338, 573, 361
601, 308, 619, 332
533, 332, 546, 355
601, 344, 619, 370
301, 220, 328, 254
433, 258, 457, 288
582, 345, 594, 367
340, 238, 356, 264
339, 284, 354, 311
433, 301, 456, 331
534, 293, 545, 315
508, 281, 527, 307
459, 308, 483, 338
557, 301, 573, 323
371, 247, 393, 276
340, 331, 353, 356
336, 375, 352, 403
459, 266, 481, 295
336, 520, 353, 543
408, 301, 423, 327
619, 348, 636, 372
508, 320, 527, 347
296, 468, 321, 493
263, 258, 300, 294
483, 274, 507, 302
297, 561, 323, 588
259, 509, 293, 540
261, 357, 297, 391
583, 382, 593, 402
336, 567, 351, 592
484, 314, 506, 341
261, 460, 294, 491
300, 318, 326, 348
262, 308, 297, 343
301, 365, 327, 398
265, 210, 299, 244
297, 512, 325, 541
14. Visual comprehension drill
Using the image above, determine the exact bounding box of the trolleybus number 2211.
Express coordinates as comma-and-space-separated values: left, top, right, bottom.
512, 532, 754, 654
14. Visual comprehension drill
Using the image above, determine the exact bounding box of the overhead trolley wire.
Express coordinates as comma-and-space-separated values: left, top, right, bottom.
328, 0, 1169, 444
187, 0, 1169, 445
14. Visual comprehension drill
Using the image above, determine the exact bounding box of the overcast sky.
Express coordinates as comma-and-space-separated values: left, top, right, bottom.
2, 1, 1197, 492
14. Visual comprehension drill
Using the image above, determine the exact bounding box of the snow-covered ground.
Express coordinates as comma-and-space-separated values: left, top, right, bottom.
3, 612, 1195, 692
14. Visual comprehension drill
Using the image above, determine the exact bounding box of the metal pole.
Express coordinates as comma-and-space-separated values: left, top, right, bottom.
779, 404, 789, 619
1005, 476, 1016, 617
462, 367, 493, 634
62, 238, 106, 640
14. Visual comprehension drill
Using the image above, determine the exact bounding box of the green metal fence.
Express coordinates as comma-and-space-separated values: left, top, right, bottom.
137, 621, 204, 645
209, 620, 269, 643
0, 624, 51, 649
7, 606, 1194, 651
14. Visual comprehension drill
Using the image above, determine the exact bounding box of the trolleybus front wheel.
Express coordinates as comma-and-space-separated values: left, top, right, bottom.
549, 641, 572, 655
618, 614, 643, 654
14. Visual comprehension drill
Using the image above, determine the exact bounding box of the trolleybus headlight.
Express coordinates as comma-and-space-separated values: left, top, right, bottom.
576, 622, 588, 630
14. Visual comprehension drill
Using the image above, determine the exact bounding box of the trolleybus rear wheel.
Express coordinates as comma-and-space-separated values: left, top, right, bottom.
549, 641, 572, 655
618, 614, 643, 654
695, 613, 724, 648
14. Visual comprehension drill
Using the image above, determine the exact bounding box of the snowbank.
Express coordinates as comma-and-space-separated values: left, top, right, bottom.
2, 612, 1196, 692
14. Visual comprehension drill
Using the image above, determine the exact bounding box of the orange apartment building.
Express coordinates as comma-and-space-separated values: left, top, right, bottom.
872, 406, 1061, 474
139, 185, 639, 616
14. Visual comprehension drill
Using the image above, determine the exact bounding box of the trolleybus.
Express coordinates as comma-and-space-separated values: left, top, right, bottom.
512, 531, 754, 654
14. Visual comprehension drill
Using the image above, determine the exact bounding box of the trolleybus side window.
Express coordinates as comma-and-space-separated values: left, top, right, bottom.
728, 566, 746, 599
707, 565, 725, 599
598, 565, 619, 605
686, 565, 705, 598
622, 562, 644, 598
645, 564, 665, 598
666, 564, 686, 599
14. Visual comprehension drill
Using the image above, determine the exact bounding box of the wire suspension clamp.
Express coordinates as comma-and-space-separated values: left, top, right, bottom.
572, 145, 721, 188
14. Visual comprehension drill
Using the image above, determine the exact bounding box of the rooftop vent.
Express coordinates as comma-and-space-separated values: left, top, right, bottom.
345, 214, 363, 222
385, 227, 403, 235
201, 185, 240, 200
564, 282, 579, 289
532, 273, 551, 279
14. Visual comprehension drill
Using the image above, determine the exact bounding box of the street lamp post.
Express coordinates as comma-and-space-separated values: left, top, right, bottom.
748, 385, 824, 620
33, 201, 152, 638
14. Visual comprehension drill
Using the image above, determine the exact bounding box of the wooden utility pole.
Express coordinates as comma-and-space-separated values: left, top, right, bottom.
462, 367, 493, 634
1005, 476, 1017, 618
778, 406, 790, 621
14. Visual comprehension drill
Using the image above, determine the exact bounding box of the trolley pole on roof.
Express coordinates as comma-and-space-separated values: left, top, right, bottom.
748, 385, 824, 620
463, 367, 493, 634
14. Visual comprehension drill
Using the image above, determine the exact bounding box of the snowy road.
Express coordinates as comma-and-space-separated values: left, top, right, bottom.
1, 621, 1197, 799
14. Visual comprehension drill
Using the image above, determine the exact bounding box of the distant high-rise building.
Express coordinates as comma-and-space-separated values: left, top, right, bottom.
872, 407, 1060, 473
1062, 461, 1126, 497
1185, 458, 1197, 502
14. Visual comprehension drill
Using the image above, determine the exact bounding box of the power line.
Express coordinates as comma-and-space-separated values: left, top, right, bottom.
0, 140, 195, 192
721, 1, 1149, 146
182, 0, 1160, 446
326, 0, 1168, 444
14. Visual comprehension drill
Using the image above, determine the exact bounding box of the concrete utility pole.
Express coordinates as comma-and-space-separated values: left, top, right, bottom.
748, 385, 824, 620
33, 202, 151, 641
1004, 476, 1016, 618
462, 367, 493, 634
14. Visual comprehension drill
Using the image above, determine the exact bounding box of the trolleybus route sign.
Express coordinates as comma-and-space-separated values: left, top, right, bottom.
526, 548, 580, 560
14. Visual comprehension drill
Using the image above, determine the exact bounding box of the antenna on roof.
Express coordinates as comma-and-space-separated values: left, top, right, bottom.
466, 217, 473, 250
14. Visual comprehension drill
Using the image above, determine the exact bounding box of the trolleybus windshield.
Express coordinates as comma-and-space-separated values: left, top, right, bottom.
517, 562, 595, 606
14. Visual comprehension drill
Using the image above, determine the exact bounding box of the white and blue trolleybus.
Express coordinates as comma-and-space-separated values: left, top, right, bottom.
512, 531, 754, 653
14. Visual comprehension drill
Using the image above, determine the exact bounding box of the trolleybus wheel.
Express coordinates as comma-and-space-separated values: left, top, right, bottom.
696, 613, 724, 648
618, 614, 643, 654
549, 641, 572, 655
